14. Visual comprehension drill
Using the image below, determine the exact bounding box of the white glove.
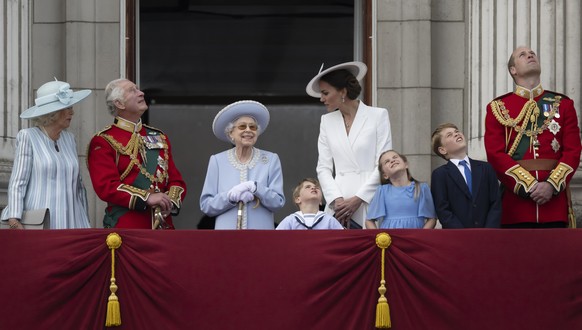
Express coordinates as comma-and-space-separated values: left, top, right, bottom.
227, 187, 243, 203
240, 191, 255, 203
227, 181, 256, 202
239, 181, 256, 193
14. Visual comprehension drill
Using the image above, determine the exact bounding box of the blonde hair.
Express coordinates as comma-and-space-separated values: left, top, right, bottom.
31, 111, 61, 127
431, 123, 458, 160
292, 178, 320, 208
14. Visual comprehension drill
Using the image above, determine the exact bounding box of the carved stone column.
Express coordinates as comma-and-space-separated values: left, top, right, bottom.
0, 0, 30, 207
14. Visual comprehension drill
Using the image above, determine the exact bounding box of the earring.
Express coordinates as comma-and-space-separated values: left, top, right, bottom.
341, 96, 345, 103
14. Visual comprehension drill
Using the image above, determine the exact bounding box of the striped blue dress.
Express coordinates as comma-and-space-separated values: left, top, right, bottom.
1, 127, 90, 229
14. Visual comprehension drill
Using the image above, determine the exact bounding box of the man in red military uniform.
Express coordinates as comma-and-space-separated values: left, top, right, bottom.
485, 46, 581, 228
87, 79, 187, 229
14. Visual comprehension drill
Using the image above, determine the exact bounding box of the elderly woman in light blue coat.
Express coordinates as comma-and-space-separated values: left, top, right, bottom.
200, 100, 285, 229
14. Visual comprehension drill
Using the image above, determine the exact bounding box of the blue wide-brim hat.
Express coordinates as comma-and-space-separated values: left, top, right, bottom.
212, 100, 270, 143
305, 61, 368, 98
20, 80, 91, 119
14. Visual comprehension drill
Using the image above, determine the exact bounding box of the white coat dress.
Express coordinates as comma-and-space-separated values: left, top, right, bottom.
316, 101, 392, 227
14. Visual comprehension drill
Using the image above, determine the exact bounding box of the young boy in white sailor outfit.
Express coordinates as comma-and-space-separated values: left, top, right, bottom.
276, 178, 344, 230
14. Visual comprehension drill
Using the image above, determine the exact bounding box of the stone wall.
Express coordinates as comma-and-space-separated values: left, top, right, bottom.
1, 0, 581, 226
0, 0, 121, 227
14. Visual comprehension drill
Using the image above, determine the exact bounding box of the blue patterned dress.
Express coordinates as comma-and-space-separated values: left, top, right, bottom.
1, 127, 90, 229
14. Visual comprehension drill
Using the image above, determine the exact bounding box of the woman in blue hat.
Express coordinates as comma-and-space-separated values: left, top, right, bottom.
200, 100, 285, 229
1, 80, 91, 229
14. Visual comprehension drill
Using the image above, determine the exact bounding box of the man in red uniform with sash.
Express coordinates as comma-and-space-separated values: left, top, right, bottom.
485, 46, 581, 228
87, 79, 187, 229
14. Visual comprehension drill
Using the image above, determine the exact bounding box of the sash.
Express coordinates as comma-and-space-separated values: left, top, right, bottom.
103, 127, 165, 228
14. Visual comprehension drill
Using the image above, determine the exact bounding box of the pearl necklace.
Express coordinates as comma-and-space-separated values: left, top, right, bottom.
40, 126, 60, 152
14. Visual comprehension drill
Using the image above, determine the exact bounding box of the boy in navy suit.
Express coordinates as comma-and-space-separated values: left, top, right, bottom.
430, 123, 501, 228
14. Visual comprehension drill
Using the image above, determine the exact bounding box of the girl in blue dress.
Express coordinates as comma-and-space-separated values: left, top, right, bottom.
365, 150, 437, 229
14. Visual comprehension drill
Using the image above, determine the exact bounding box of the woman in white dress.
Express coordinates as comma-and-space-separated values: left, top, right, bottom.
1, 80, 91, 229
306, 61, 392, 228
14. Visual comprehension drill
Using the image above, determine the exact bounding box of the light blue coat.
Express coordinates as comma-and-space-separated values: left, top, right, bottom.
200, 147, 285, 229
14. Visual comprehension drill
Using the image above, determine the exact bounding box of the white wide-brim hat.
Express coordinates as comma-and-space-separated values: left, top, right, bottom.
212, 100, 270, 143
20, 80, 91, 119
305, 61, 368, 98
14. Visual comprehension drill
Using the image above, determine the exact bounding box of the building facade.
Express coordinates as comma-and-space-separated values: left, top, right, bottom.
1, 0, 581, 227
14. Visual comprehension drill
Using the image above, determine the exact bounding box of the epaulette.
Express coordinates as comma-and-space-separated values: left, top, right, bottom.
543, 90, 571, 100
86, 125, 112, 169
143, 124, 165, 135
95, 125, 113, 136
493, 92, 513, 101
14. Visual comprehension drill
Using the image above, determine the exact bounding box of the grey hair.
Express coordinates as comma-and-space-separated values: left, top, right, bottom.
224, 117, 261, 142
105, 78, 128, 116
31, 111, 61, 127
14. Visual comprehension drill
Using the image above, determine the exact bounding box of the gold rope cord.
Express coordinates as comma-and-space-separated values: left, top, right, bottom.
101, 133, 169, 184
105, 233, 122, 327
490, 99, 536, 156
375, 233, 392, 328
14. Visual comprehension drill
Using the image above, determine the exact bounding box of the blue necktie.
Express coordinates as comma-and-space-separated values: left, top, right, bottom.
459, 160, 472, 194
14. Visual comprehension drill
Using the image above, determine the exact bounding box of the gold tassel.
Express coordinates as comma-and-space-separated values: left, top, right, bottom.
105, 233, 122, 327
375, 233, 392, 328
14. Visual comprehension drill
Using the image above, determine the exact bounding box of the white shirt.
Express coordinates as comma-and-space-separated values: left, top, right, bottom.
450, 156, 471, 185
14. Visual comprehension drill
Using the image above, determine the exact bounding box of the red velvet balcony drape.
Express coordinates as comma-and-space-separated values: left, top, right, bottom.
1, 229, 581, 330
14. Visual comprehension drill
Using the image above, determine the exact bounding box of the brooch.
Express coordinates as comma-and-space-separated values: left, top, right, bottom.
548, 120, 561, 135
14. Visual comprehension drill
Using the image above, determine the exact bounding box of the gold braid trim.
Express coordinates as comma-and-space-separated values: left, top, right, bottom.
490, 99, 537, 156
547, 162, 574, 192
117, 184, 150, 210
167, 186, 185, 209
505, 165, 538, 194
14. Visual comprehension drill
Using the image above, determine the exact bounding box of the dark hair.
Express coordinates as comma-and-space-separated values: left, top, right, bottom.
377, 150, 421, 200
320, 69, 362, 100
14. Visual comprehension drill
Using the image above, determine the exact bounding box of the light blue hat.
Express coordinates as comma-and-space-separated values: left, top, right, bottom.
20, 80, 91, 119
305, 61, 367, 98
212, 100, 270, 143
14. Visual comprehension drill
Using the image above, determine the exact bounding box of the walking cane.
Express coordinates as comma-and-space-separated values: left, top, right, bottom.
236, 201, 244, 229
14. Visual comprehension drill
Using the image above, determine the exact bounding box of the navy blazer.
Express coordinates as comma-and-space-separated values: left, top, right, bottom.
431, 158, 502, 228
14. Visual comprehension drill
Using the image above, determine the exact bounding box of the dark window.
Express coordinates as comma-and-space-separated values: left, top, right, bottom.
140, 0, 354, 104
